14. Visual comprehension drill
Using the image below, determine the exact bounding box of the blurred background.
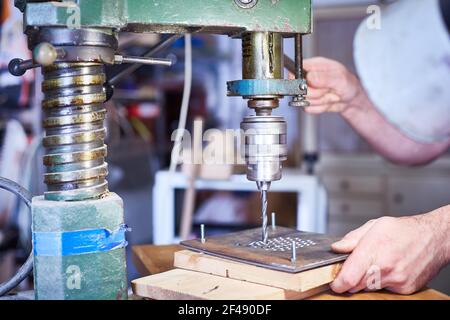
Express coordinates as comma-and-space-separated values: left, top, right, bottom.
0, 0, 448, 294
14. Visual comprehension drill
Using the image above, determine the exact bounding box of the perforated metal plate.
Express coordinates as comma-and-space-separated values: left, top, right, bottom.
248, 236, 317, 251
181, 227, 348, 273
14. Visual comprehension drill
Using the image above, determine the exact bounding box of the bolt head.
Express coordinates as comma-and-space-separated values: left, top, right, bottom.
234, 0, 258, 9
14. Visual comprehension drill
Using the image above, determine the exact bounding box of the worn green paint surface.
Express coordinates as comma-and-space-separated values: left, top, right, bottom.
34, 249, 127, 300
32, 193, 128, 300
25, 0, 311, 34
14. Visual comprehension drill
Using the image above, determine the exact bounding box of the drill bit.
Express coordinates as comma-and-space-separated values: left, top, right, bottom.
257, 181, 270, 244
261, 189, 268, 244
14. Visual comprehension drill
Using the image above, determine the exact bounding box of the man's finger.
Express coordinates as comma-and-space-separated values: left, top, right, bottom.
348, 275, 369, 293
306, 69, 346, 90
332, 219, 377, 253
306, 87, 330, 99
348, 268, 381, 294
349, 274, 383, 294
303, 57, 339, 72
306, 93, 340, 106
303, 102, 347, 114
330, 247, 373, 293
303, 105, 329, 114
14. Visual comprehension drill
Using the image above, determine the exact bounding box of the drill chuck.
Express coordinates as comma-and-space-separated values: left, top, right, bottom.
241, 115, 287, 184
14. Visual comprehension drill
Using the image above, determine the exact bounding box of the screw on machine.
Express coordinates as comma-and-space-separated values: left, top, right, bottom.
234, 0, 259, 9
291, 240, 297, 263
200, 224, 206, 244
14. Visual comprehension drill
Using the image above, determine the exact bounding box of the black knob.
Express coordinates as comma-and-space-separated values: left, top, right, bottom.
8, 58, 27, 76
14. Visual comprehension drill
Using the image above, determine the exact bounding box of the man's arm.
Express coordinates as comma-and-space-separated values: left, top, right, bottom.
299, 57, 450, 165
330, 206, 450, 294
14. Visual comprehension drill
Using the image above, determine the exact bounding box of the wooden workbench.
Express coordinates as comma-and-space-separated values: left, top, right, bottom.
132, 244, 449, 300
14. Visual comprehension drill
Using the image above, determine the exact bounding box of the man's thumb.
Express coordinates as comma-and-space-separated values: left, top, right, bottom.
331, 238, 358, 253
331, 219, 377, 253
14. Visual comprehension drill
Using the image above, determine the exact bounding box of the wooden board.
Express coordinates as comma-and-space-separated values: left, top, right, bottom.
132, 269, 328, 300
174, 250, 341, 292
309, 289, 450, 300
132, 244, 450, 300
181, 227, 347, 273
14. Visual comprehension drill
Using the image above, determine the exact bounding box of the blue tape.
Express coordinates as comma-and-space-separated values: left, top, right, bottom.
33, 224, 130, 257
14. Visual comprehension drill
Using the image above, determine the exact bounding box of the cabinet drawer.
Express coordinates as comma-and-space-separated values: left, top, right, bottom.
327, 220, 365, 237
387, 177, 450, 216
328, 197, 384, 220
322, 175, 383, 195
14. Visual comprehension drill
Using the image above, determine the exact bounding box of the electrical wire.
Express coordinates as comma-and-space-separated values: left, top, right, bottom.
169, 34, 192, 173
0, 177, 33, 297
16, 135, 42, 249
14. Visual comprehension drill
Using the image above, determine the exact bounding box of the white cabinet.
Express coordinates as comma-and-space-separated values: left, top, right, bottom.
325, 188, 385, 236
329, 197, 383, 220
387, 176, 450, 216
318, 154, 450, 236
322, 175, 383, 195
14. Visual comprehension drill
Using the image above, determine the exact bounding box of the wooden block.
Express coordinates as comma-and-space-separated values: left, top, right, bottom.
132, 244, 181, 276
132, 269, 328, 300
174, 250, 342, 292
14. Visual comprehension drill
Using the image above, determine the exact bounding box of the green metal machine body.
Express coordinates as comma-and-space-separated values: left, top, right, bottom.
22, 0, 311, 35
10, 0, 312, 300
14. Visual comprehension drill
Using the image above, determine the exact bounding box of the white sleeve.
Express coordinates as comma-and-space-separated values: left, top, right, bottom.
353, 0, 450, 143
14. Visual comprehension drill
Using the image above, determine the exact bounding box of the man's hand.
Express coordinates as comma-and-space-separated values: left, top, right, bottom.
290, 57, 367, 115
291, 56, 450, 165
330, 208, 450, 295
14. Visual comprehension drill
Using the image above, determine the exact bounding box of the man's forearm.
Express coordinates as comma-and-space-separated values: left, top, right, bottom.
341, 87, 450, 165
427, 205, 450, 264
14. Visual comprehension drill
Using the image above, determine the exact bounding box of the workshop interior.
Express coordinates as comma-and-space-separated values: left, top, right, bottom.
0, 0, 449, 301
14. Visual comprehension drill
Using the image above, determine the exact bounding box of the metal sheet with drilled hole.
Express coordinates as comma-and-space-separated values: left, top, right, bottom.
181, 227, 348, 273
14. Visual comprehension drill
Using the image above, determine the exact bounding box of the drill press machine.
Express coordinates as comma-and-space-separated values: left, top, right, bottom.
9, 0, 311, 299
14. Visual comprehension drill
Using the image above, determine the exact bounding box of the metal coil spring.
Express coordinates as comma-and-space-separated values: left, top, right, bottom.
42, 62, 108, 201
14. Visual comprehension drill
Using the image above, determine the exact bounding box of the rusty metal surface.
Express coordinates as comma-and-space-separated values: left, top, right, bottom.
181, 227, 347, 273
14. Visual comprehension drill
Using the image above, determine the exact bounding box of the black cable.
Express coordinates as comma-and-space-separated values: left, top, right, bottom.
0, 177, 33, 297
